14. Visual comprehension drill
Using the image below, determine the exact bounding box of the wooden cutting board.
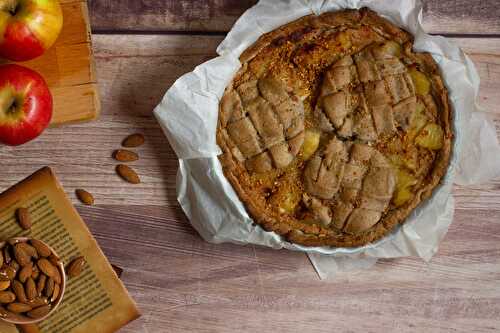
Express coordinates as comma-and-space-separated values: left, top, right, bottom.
1, 0, 100, 126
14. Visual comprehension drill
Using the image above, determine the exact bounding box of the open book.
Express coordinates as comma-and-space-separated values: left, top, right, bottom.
0, 167, 139, 332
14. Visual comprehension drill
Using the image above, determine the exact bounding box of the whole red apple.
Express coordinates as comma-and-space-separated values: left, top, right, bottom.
0, 0, 63, 61
0, 64, 52, 146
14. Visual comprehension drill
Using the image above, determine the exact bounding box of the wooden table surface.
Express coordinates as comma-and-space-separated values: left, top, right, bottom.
2, 1, 500, 332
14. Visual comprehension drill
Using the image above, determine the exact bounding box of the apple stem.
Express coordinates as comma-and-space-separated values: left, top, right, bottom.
6, 98, 16, 114
9, 3, 18, 15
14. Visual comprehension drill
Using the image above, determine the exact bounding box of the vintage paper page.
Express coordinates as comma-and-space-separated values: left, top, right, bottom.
0, 167, 140, 332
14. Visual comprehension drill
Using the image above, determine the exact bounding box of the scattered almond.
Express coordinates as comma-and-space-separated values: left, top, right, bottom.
75, 189, 94, 205
66, 256, 86, 278
113, 149, 139, 162
116, 164, 140, 184
122, 133, 145, 148
16, 207, 31, 230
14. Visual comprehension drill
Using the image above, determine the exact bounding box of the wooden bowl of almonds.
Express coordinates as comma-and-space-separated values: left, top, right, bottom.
0, 237, 66, 324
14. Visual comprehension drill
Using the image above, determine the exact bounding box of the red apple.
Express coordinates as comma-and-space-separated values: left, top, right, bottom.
0, 64, 52, 146
0, 0, 63, 61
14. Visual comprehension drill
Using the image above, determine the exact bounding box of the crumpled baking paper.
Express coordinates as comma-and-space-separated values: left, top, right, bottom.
154, 0, 500, 279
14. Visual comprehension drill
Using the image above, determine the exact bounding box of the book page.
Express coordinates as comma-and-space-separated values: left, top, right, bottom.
0, 167, 140, 332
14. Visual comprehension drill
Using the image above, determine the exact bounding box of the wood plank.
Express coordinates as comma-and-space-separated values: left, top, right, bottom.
58, 0, 91, 45
77, 205, 500, 332
0, 0, 99, 126
424, 0, 500, 35
51, 83, 100, 126
0, 35, 499, 208
87, 0, 500, 35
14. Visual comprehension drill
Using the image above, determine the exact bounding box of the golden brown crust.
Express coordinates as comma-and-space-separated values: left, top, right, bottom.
217, 8, 453, 248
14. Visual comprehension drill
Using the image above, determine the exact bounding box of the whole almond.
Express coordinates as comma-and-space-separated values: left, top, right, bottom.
27, 304, 51, 319
75, 189, 94, 205
37, 259, 57, 278
7, 302, 32, 313
0, 250, 4, 267
52, 269, 61, 285
122, 133, 144, 148
0, 291, 16, 303
14, 245, 31, 267
0, 280, 10, 291
113, 149, 139, 162
17, 243, 38, 259
50, 283, 60, 303
44, 278, 54, 297
67, 256, 86, 278
30, 240, 51, 258
116, 164, 140, 184
36, 275, 46, 296
11, 280, 27, 303
18, 263, 33, 283
16, 207, 32, 230
26, 277, 37, 301
25, 296, 48, 308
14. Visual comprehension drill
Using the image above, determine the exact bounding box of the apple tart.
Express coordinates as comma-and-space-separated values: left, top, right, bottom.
217, 8, 452, 247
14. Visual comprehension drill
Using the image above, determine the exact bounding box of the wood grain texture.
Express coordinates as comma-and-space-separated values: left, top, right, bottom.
0, 34, 499, 332
88, 0, 500, 35
1, 0, 99, 125
78, 205, 500, 332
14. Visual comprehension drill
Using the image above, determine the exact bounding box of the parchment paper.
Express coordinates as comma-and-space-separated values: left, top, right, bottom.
154, 0, 500, 279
